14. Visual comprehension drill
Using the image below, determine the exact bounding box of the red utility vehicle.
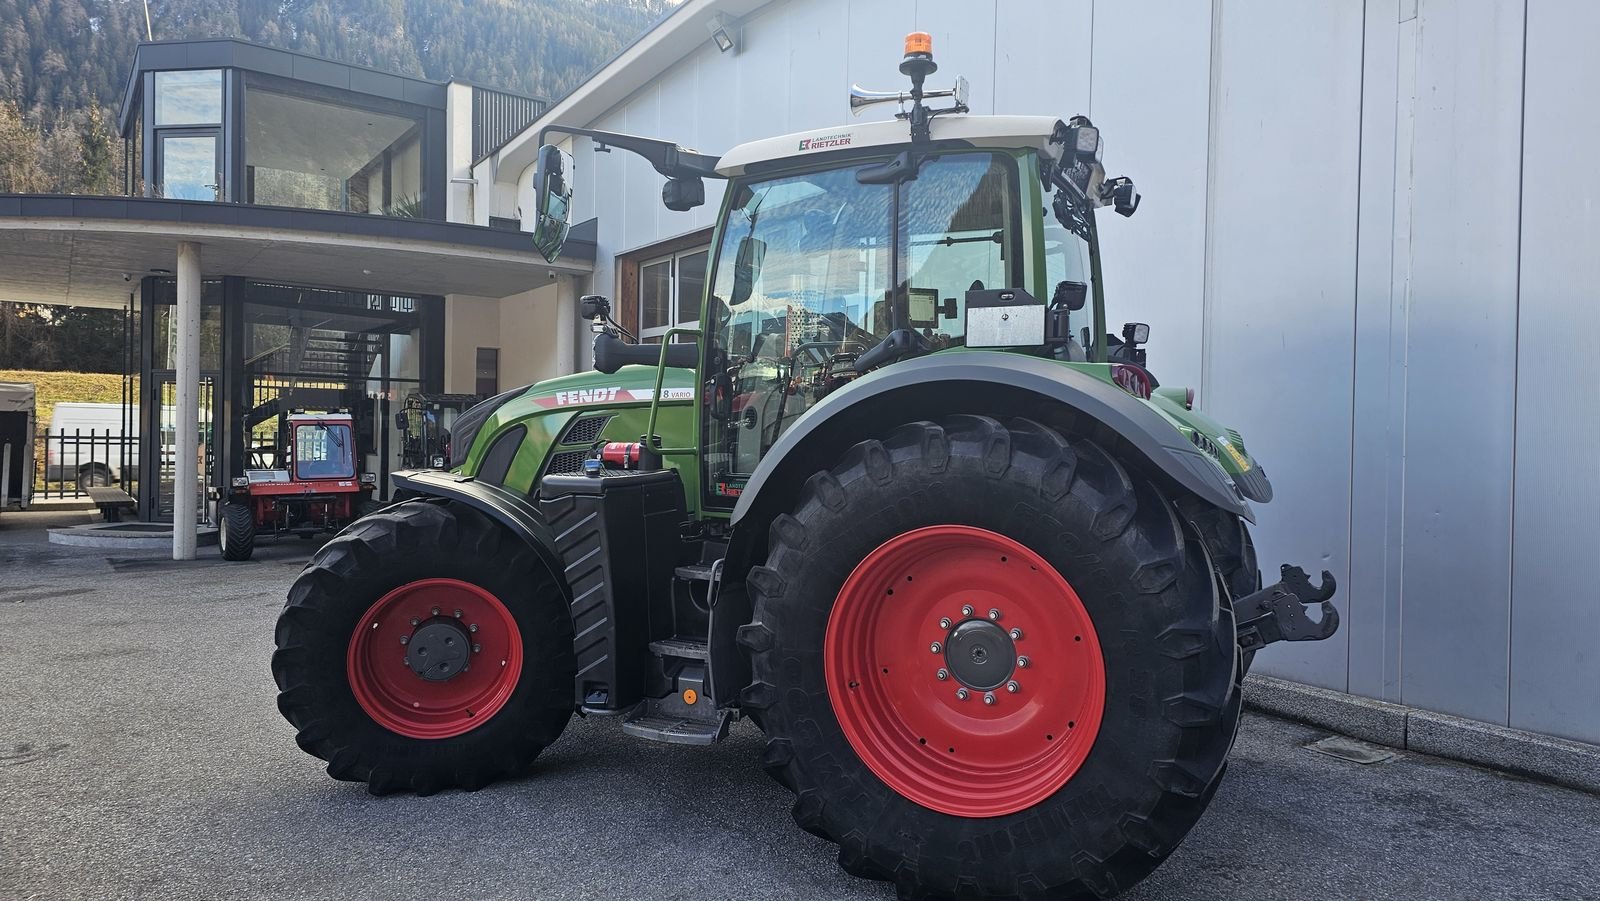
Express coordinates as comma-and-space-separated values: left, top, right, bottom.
219, 412, 377, 560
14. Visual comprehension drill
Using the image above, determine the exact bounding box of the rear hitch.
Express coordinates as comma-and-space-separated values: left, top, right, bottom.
1234, 565, 1340, 652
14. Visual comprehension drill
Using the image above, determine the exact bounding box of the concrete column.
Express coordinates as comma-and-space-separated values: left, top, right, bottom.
554, 275, 577, 376
173, 241, 201, 561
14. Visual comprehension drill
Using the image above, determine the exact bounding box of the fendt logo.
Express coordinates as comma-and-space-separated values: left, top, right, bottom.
555, 387, 622, 405
799, 132, 852, 151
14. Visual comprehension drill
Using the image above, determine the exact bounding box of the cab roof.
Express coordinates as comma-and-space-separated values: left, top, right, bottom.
714, 114, 1065, 177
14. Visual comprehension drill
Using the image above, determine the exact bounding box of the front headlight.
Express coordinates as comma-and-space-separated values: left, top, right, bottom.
360, 472, 377, 485
231, 476, 249, 488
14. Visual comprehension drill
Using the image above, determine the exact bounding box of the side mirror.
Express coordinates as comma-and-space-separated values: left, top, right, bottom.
579, 295, 611, 321
1052, 280, 1088, 312
1108, 176, 1140, 217
1122, 322, 1150, 345
730, 236, 766, 306
662, 176, 705, 212
531, 144, 574, 263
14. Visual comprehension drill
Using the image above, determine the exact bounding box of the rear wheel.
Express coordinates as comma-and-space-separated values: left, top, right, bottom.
272, 501, 575, 794
741, 416, 1241, 899
219, 501, 255, 561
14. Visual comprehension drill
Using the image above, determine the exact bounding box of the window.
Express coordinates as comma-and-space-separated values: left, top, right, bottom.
701, 152, 1019, 504
243, 79, 426, 216
294, 422, 355, 480
154, 70, 222, 126
151, 70, 223, 201
475, 347, 499, 396
639, 247, 709, 342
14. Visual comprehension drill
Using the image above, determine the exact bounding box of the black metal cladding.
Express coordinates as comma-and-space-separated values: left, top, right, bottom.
472, 87, 547, 161
477, 424, 526, 487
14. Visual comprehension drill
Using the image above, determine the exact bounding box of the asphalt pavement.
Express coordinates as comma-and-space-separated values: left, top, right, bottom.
2, 509, 1598, 901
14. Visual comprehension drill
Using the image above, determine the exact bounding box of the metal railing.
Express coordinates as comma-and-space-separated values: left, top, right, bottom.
36, 430, 140, 499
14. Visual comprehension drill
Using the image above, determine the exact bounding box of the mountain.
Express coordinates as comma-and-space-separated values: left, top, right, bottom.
0, 0, 675, 194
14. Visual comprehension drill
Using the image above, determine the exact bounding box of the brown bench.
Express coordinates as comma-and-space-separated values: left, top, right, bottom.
83, 486, 137, 522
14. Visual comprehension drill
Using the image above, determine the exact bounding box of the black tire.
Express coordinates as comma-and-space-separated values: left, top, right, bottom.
740, 416, 1241, 900
356, 497, 384, 519
272, 501, 575, 795
219, 501, 256, 561
77, 465, 112, 488
1178, 497, 1259, 676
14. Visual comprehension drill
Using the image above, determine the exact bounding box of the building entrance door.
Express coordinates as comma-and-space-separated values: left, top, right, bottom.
147, 374, 217, 523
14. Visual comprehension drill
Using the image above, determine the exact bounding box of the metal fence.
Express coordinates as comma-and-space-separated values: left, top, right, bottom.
36, 430, 139, 499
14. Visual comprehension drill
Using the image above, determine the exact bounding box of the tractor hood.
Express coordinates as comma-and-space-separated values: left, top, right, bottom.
520, 365, 695, 410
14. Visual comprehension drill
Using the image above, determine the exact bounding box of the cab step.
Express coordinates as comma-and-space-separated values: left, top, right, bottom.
620, 705, 732, 745
649, 637, 710, 660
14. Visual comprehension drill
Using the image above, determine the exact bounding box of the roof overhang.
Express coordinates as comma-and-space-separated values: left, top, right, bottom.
0, 196, 592, 309
490, 0, 777, 182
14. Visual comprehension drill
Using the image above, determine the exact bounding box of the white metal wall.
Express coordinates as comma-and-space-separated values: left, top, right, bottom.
529, 0, 1600, 744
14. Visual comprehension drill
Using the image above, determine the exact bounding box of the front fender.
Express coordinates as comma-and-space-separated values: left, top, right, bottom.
390, 469, 568, 587
730, 351, 1253, 526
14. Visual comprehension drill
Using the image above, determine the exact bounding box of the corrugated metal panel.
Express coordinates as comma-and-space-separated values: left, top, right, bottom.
1394, 0, 1524, 725
472, 87, 547, 162
1509, 0, 1600, 745
1203, 0, 1364, 691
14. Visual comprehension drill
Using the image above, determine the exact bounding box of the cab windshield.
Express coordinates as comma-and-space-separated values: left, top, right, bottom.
294, 423, 354, 480
702, 151, 1020, 503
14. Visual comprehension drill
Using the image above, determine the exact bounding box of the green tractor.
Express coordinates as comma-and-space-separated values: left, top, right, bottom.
273, 34, 1338, 899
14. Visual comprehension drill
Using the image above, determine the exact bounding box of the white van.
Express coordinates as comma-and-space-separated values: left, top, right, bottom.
0, 381, 34, 510
45, 402, 138, 486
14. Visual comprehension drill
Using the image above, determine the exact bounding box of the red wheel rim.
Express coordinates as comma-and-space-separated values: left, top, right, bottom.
824, 525, 1106, 817
346, 578, 523, 740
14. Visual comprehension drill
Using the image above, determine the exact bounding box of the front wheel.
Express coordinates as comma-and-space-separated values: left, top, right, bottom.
272, 501, 575, 794
219, 501, 256, 561
741, 416, 1241, 899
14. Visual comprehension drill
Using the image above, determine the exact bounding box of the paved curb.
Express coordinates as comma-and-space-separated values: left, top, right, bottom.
1243, 674, 1600, 796
47, 523, 218, 549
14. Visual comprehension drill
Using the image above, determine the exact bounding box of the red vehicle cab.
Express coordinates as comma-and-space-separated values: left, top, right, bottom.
218, 412, 377, 561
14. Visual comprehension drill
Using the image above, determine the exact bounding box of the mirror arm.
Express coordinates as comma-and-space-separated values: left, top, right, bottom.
537, 125, 725, 181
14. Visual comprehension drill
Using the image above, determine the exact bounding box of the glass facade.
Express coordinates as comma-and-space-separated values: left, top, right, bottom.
126, 55, 439, 218
138, 278, 440, 522
244, 79, 426, 216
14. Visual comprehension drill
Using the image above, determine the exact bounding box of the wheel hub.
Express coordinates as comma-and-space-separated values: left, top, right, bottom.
944, 619, 1015, 691
406, 619, 472, 681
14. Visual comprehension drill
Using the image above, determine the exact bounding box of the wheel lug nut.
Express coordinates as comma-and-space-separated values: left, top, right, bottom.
936, 668, 949, 681
988, 608, 1002, 621
399, 635, 409, 646
1010, 627, 1023, 640
983, 692, 996, 705
1017, 656, 1031, 668
454, 609, 463, 618
961, 604, 974, 617
431, 607, 441, 616
472, 643, 481, 654
1006, 680, 1020, 693
929, 641, 943, 654
955, 688, 969, 701
939, 617, 952, 630
409, 617, 420, 627
469, 624, 479, 633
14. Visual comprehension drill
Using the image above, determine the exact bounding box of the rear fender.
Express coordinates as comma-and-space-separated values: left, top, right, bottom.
727, 351, 1253, 568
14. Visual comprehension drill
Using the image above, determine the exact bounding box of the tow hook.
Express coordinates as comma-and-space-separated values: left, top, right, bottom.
1234, 565, 1340, 652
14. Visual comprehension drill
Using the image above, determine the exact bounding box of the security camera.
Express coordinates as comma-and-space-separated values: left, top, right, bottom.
122, 273, 132, 282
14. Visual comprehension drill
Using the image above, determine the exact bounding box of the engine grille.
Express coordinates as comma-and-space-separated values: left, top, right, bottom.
545, 450, 590, 476
559, 414, 612, 446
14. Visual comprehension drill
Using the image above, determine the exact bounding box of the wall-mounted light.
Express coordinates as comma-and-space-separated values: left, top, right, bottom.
707, 14, 738, 54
